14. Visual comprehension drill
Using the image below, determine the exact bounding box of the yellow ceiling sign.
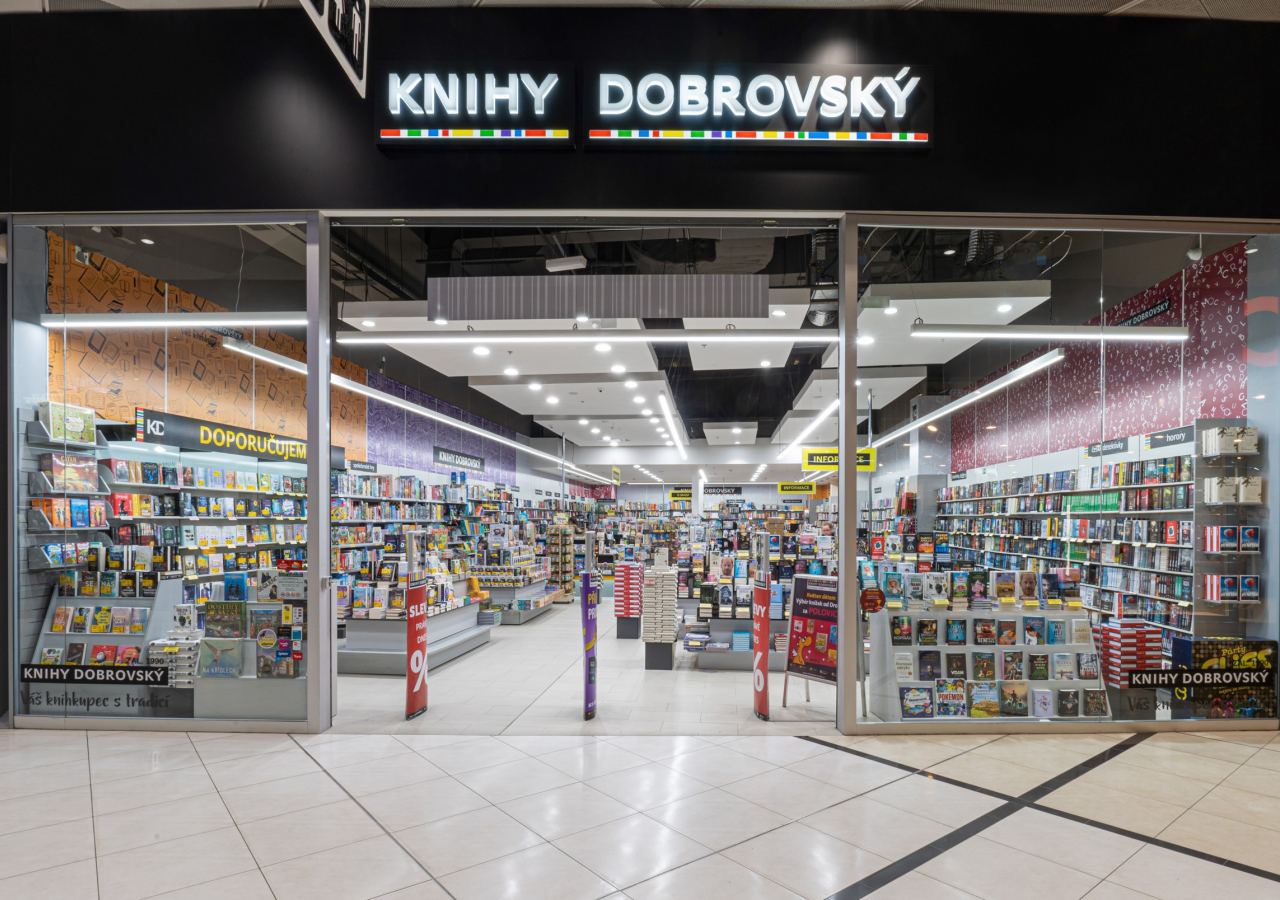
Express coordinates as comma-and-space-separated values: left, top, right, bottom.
856, 448, 877, 471
802, 447, 839, 471
778, 482, 816, 495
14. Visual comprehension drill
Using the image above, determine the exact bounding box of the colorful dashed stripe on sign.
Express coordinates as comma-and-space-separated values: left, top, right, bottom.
587, 129, 929, 143
379, 128, 571, 140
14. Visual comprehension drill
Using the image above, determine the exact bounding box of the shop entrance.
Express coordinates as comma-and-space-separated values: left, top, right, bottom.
325, 217, 848, 735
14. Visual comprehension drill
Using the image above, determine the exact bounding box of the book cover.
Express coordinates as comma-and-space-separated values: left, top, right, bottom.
1023, 616, 1046, 645
1057, 689, 1080, 716
224, 573, 249, 603
1047, 620, 1067, 645
1051, 652, 1075, 680
1017, 570, 1040, 600
1083, 688, 1109, 717
972, 651, 996, 679
174, 604, 198, 632
66, 643, 86, 665
70, 606, 92, 634
50, 605, 73, 633
109, 607, 131, 634
79, 573, 99, 599
883, 571, 905, 600
922, 573, 950, 603
1039, 573, 1061, 600
40, 647, 63, 665
89, 644, 117, 666
994, 571, 1017, 600
899, 686, 934, 719
1000, 650, 1024, 680
996, 619, 1018, 645
139, 572, 159, 598
967, 681, 1000, 718
57, 571, 78, 598
1069, 618, 1092, 644
969, 572, 989, 601
935, 678, 967, 717
917, 650, 942, 681
199, 639, 243, 678
1076, 652, 1100, 680
248, 605, 283, 635
130, 607, 150, 634
973, 618, 997, 645
1031, 688, 1054, 718
89, 605, 113, 634
1028, 653, 1050, 681
894, 652, 913, 680
890, 615, 913, 646
999, 680, 1029, 716
916, 618, 938, 646
949, 570, 970, 601
946, 652, 968, 679
204, 601, 246, 639
116, 646, 141, 666
945, 619, 967, 645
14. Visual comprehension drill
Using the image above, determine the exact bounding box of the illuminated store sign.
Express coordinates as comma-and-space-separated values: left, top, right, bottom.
377, 63, 930, 147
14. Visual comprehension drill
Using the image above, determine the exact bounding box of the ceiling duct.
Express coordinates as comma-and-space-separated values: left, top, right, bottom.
808, 285, 839, 327
421, 273, 768, 321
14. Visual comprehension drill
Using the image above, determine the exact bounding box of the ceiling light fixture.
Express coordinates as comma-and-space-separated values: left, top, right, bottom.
648, 417, 659, 424
528, 382, 542, 391
546, 395, 559, 405
910, 322, 1189, 342
665, 440, 673, 446
590, 427, 600, 434
472, 346, 490, 356
731, 427, 742, 434
594, 342, 612, 353
855, 335, 875, 346
1246, 247, 1259, 255
42, 311, 307, 330
760, 360, 772, 368
434, 317, 448, 326
546, 254, 588, 273
883, 305, 899, 316
657, 394, 687, 460
771, 309, 786, 318
334, 328, 838, 347
997, 303, 1013, 313
503, 366, 519, 377
926, 424, 938, 432
871, 348, 1065, 448
641, 408, 652, 416
610, 363, 626, 374
139, 237, 156, 246
776, 398, 840, 461
633, 396, 645, 404
575, 313, 590, 323
943, 248, 956, 256
361, 320, 376, 328
579, 418, 589, 425
624, 379, 638, 389
854, 379, 862, 386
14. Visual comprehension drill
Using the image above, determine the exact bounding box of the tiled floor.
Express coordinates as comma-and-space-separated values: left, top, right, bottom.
334, 601, 838, 736
2, 727, 1279, 899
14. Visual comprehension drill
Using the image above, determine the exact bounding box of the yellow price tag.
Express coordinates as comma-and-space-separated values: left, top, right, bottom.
1066, 600, 1083, 608
886, 600, 904, 610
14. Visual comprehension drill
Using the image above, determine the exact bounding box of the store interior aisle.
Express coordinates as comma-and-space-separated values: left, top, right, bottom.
335, 592, 838, 736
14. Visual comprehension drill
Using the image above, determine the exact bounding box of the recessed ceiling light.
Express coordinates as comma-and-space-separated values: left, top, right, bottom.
546, 395, 559, 405
760, 360, 771, 367
771, 309, 786, 318
610, 363, 626, 374
984, 424, 997, 430
926, 424, 938, 432
594, 342, 611, 353
503, 366, 519, 377
472, 346, 490, 357
731, 427, 742, 434
590, 427, 600, 434
1246, 247, 1259, 255
665, 440, 673, 446
855, 379, 862, 386
997, 303, 1013, 313
578, 418, 589, 425
649, 417, 659, 424
734, 440, 741, 445
1254, 393, 1267, 400
641, 408, 653, 416
943, 248, 956, 256
575, 313, 590, 322
528, 382, 542, 391
633, 396, 645, 404
856, 335, 874, 346
924, 455, 933, 459
140, 237, 155, 246
434, 317, 448, 326
902, 443, 911, 448
884, 305, 898, 316
624, 379, 638, 389
361, 319, 376, 328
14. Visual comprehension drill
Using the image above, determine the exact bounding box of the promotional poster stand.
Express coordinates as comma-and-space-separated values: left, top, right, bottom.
751, 532, 771, 721
582, 570, 598, 720
405, 529, 430, 720
782, 574, 839, 707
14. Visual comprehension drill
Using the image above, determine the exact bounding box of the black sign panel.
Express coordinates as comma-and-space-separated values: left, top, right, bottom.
136, 408, 345, 468
1128, 668, 1276, 689
434, 447, 485, 472
21, 664, 170, 686
1114, 298, 1173, 328
1085, 437, 1130, 458
951, 471, 967, 481
703, 485, 743, 496
1144, 425, 1195, 451
586, 65, 932, 147
377, 62, 575, 143
348, 460, 378, 473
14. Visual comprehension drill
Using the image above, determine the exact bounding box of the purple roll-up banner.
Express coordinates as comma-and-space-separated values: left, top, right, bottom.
582, 571, 598, 720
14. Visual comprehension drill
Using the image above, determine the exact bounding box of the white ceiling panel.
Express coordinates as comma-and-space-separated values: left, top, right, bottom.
771, 408, 841, 446
474, 374, 668, 417
536, 415, 678, 449
703, 422, 758, 446
682, 289, 816, 371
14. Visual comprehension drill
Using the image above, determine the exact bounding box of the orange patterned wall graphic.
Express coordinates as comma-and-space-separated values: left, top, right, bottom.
45, 232, 369, 461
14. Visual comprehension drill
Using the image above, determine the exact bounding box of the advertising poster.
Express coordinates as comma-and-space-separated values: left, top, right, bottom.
582, 572, 599, 720
1168, 637, 1276, 719
786, 574, 839, 684
751, 533, 771, 720
405, 532, 430, 720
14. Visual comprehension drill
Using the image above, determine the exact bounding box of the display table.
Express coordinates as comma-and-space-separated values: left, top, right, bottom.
693, 616, 788, 670
337, 602, 492, 675
486, 579, 553, 625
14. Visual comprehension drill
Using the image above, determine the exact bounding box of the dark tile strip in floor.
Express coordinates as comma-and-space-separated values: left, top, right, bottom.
805, 732, 1280, 896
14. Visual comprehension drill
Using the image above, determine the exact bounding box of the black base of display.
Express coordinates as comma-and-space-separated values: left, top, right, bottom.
645, 642, 675, 670
617, 616, 640, 639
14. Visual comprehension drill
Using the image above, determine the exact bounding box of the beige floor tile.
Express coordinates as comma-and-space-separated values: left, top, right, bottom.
417, 736, 528, 774
0, 759, 90, 802
554, 812, 710, 889
239, 798, 384, 866
203, 746, 321, 791
86, 731, 192, 757
499, 735, 599, 756
1071, 759, 1218, 807
968, 737, 1097, 775
1039, 780, 1189, 836
1117, 744, 1241, 783
1083, 884, 1158, 900
1192, 782, 1280, 830
866, 871, 981, 899
1144, 733, 1261, 764
262, 834, 428, 900
325, 752, 447, 797
397, 806, 545, 876
786, 749, 907, 795
218, 770, 348, 824
0, 817, 95, 880
1109, 844, 1280, 899
440, 843, 616, 900
928, 752, 1049, 795
94, 791, 233, 856
627, 854, 804, 899
664, 746, 777, 787
587, 761, 715, 810
864, 774, 1005, 828
723, 822, 890, 900
854, 736, 971, 769
192, 733, 297, 765
0, 785, 92, 837
500, 782, 636, 841
302, 734, 409, 770
1220, 763, 1280, 800
1243, 747, 1280, 773
980, 808, 1144, 878
456, 756, 577, 804
88, 744, 203, 784
361, 776, 491, 832
723, 736, 830, 767
645, 788, 791, 851
146, 869, 276, 899
1188, 730, 1276, 748
721, 767, 852, 819
0, 858, 98, 897
90, 763, 217, 815
801, 795, 951, 860
1159, 809, 1280, 875
373, 881, 451, 900
96, 825, 256, 900
540, 742, 650, 780
0, 741, 88, 775
921, 835, 1100, 900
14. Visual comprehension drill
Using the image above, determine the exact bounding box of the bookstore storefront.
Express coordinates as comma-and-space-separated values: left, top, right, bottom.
4, 7, 1280, 734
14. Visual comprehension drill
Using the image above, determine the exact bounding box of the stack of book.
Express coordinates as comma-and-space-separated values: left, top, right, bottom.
1095, 619, 1164, 688
641, 565, 678, 644
614, 561, 644, 618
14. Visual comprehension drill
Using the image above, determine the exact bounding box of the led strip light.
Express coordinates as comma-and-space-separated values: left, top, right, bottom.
379, 128, 570, 140
41, 311, 308, 329
588, 129, 928, 143
335, 328, 835, 347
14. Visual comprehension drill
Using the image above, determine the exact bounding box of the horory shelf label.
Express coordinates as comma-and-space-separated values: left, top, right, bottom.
378, 64, 931, 147
1128, 669, 1275, 689
1144, 425, 1195, 451
21, 665, 170, 686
